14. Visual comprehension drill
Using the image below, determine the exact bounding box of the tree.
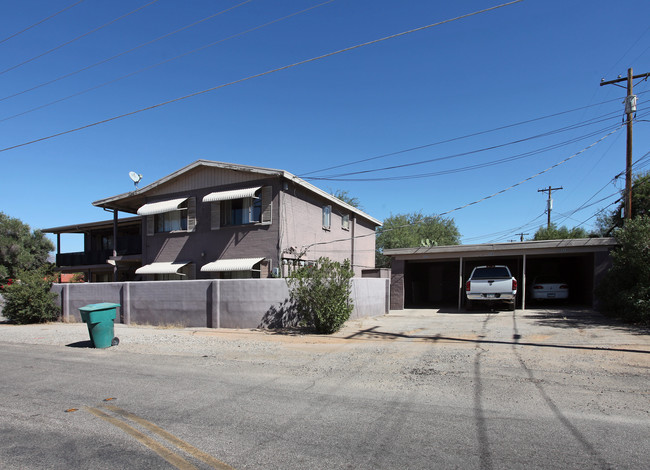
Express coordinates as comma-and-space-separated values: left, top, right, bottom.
330, 189, 362, 209
375, 212, 461, 268
595, 171, 650, 235
2, 268, 60, 324
595, 216, 650, 325
532, 223, 588, 241
0, 212, 54, 281
287, 257, 354, 334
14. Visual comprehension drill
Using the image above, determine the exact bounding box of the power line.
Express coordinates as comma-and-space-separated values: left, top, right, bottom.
0, 0, 162, 76
299, 98, 627, 177
0, 0, 338, 118
0, 0, 259, 104
460, 212, 545, 243
303, 112, 624, 181
301, 127, 623, 252
433, 126, 623, 217
303, 123, 626, 182
0, 0, 86, 46
0, 0, 524, 154
303, 109, 650, 182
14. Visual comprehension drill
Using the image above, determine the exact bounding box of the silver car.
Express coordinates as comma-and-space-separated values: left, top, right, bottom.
530, 276, 569, 300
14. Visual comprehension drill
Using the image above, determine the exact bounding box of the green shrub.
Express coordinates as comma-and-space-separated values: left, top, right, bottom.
287, 258, 354, 334
2, 268, 60, 324
596, 216, 650, 325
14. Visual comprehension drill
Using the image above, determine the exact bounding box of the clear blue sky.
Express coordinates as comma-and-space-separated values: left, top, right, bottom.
1, 0, 649, 253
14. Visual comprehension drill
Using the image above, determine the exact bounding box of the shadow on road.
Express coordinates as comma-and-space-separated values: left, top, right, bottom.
345, 326, 650, 354
510, 311, 611, 469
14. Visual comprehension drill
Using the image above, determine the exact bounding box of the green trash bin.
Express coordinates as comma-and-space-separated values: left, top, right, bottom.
79, 303, 120, 348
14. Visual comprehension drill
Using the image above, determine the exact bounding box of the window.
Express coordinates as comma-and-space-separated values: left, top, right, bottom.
322, 205, 331, 230
208, 186, 272, 230
101, 235, 113, 250
144, 198, 196, 236
221, 197, 262, 227
155, 204, 188, 233
341, 214, 350, 231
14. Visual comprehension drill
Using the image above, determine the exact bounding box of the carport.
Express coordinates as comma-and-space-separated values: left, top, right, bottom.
385, 238, 617, 311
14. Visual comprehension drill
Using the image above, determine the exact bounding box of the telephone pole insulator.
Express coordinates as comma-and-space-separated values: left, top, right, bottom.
538, 186, 563, 229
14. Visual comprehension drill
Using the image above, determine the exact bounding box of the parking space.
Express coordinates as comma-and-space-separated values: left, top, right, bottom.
387, 238, 616, 311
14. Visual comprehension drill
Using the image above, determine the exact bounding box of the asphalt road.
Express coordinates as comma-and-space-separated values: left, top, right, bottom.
0, 308, 648, 469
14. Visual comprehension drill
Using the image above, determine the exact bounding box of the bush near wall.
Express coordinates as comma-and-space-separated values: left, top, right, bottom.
2, 268, 60, 324
287, 257, 354, 334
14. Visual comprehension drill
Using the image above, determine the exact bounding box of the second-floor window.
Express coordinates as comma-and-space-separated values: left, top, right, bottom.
205, 186, 272, 230
139, 197, 196, 236
342, 214, 350, 231
221, 197, 262, 226
155, 206, 188, 233
322, 205, 332, 230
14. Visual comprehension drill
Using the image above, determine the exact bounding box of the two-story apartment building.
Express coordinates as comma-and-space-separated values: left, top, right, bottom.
47, 160, 381, 281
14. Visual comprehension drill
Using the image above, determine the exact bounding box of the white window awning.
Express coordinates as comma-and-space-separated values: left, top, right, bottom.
202, 187, 261, 203
136, 261, 190, 275
200, 257, 264, 273
137, 198, 188, 216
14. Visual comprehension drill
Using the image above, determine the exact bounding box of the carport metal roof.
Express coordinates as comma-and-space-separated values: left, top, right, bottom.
384, 238, 617, 261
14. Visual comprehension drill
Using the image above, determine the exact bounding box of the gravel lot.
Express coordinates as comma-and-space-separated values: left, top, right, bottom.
1, 306, 648, 365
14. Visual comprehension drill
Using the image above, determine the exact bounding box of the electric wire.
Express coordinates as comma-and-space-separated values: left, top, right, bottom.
433, 126, 620, 217
0, 0, 259, 104
0, 0, 162, 76
550, 148, 650, 232
603, 24, 650, 80
304, 124, 624, 182
0, 0, 338, 119
300, 126, 624, 252
304, 110, 650, 182
0, 0, 523, 155
459, 211, 545, 243
0, 0, 86, 46
303, 114, 624, 181
299, 98, 627, 177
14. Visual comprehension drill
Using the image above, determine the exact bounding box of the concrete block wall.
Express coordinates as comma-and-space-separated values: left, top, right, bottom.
52, 278, 389, 329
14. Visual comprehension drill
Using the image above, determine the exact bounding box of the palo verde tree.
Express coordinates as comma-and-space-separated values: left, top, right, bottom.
375, 212, 461, 268
0, 212, 54, 281
287, 257, 355, 334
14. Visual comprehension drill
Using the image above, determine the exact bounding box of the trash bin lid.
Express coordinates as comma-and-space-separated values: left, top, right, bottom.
79, 302, 121, 312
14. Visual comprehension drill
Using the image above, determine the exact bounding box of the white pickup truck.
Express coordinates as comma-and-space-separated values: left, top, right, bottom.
465, 265, 517, 310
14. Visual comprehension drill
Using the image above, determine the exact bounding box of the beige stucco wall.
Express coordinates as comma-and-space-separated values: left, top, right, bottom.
279, 182, 376, 277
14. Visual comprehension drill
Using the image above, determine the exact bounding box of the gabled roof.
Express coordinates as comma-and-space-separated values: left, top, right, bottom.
92, 160, 381, 226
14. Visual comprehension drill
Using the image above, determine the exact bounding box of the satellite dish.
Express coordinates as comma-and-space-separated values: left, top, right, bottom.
129, 171, 142, 189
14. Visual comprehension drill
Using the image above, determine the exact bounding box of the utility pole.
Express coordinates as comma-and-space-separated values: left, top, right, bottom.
600, 67, 650, 220
538, 186, 562, 229
515, 232, 528, 242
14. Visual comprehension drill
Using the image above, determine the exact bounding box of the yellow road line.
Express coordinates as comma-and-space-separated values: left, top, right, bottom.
102, 404, 235, 470
85, 406, 198, 470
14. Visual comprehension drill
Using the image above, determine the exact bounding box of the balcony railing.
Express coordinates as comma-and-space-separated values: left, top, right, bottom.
57, 250, 113, 267
56, 236, 142, 267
